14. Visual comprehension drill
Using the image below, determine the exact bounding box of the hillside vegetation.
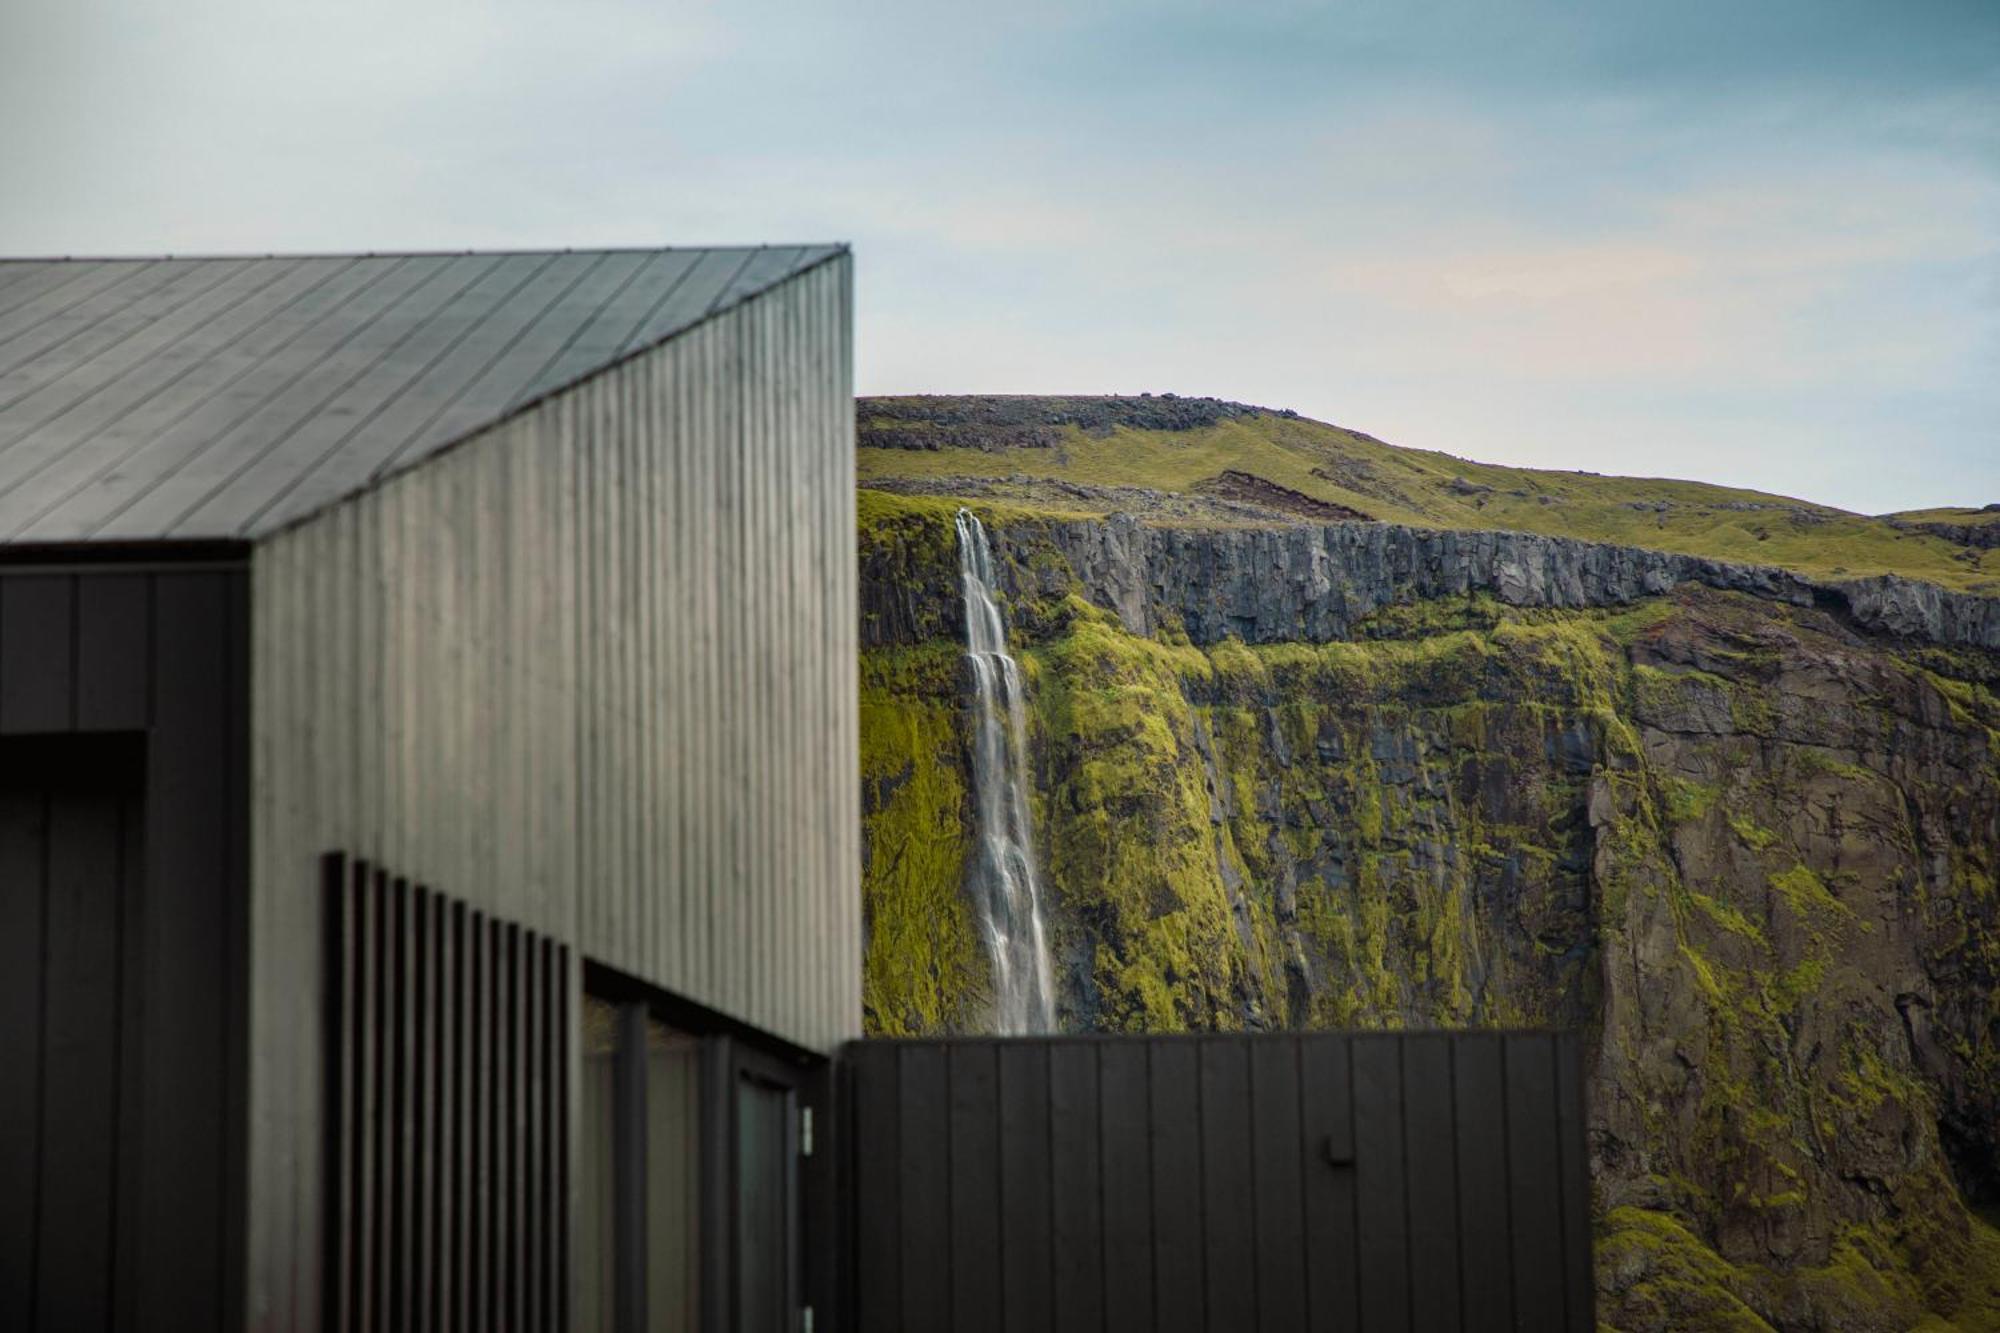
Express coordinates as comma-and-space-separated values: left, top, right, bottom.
854, 396, 2000, 1329
859, 395, 1998, 594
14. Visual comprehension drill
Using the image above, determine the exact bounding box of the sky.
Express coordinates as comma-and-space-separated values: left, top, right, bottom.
2, 0, 1995, 514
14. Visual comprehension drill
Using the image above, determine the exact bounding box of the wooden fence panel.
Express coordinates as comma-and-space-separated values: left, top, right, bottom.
848, 1032, 1594, 1333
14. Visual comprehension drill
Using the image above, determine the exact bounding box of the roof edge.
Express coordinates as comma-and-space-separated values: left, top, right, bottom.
0, 242, 852, 264
0, 538, 251, 568
250, 245, 851, 545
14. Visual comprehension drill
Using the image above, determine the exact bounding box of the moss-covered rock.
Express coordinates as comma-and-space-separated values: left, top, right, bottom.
855, 494, 2000, 1330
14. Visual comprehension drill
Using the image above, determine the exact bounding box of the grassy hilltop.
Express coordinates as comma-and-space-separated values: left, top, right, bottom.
858, 394, 1998, 594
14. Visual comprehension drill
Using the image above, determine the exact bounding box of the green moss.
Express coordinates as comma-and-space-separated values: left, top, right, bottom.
1354, 591, 1508, 638
1768, 958, 1826, 1013
1731, 687, 1777, 736
1791, 747, 1880, 785
1027, 615, 1242, 1030
857, 485, 1053, 541
1602, 597, 1683, 645
855, 506, 2000, 1329
1770, 863, 1853, 924
858, 645, 986, 1034
1663, 776, 1723, 824
1688, 891, 1768, 947
1727, 810, 1779, 851
1596, 1208, 1774, 1331
1834, 1041, 1928, 1119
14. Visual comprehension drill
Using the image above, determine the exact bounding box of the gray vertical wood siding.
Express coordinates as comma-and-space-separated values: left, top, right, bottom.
246, 254, 858, 1329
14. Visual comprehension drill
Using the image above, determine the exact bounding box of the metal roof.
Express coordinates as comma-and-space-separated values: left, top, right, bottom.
0, 245, 844, 544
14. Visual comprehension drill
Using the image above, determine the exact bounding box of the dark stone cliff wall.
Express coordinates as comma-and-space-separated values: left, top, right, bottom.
857, 503, 2000, 1329
1031, 515, 2000, 652
863, 510, 2000, 652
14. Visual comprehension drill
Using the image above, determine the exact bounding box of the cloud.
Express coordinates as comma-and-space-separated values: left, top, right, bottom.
0, 0, 1991, 510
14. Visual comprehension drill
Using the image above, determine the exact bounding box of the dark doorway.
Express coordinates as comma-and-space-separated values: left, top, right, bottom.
0, 733, 146, 1333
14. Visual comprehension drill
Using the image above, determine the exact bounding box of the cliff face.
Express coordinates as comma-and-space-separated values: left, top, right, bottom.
1055, 517, 2000, 653
858, 496, 2000, 1330
866, 509, 2000, 653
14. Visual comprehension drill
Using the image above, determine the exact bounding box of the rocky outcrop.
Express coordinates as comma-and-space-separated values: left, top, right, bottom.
858, 500, 2000, 1330
1002, 515, 2000, 652
861, 502, 2000, 654
1893, 517, 2000, 550
1838, 571, 2000, 646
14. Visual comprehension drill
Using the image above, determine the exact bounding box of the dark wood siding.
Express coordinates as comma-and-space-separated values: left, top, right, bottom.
0, 566, 248, 1333
847, 1032, 1595, 1333
322, 853, 571, 1333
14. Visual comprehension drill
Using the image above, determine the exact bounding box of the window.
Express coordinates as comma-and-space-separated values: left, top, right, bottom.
645, 1016, 702, 1324
734, 1071, 800, 1333
580, 998, 700, 1332
579, 987, 808, 1333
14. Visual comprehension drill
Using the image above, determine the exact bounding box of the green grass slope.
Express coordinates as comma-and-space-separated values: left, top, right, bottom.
858, 396, 1998, 594
1892, 507, 2000, 528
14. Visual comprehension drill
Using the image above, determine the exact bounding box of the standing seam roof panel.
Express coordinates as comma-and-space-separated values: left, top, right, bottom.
0, 261, 252, 430
0, 261, 358, 533
708, 246, 811, 318
487, 249, 655, 416
617, 248, 758, 355
366, 250, 624, 477
89, 253, 549, 540
0, 245, 847, 543
500, 249, 704, 412
0, 259, 84, 306
0, 261, 147, 340
207, 251, 603, 536
0, 261, 190, 382
13, 256, 459, 544
0, 258, 396, 540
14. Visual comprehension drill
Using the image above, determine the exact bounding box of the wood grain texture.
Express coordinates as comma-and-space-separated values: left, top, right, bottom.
1505, 1035, 1567, 1331
246, 255, 855, 1329
847, 1033, 1591, 1333
321, 857, 570, 1333
1049, 1042, 1104, 1333
948, 1043, 1003, 1333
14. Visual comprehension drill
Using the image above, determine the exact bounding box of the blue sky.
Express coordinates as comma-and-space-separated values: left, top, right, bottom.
3, 0, 1995, 512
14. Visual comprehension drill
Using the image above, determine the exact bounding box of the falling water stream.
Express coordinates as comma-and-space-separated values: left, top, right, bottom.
955, 508, 1058, 1035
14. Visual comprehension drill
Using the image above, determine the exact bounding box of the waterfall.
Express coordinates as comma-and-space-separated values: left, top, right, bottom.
955, 508, 1058, 1035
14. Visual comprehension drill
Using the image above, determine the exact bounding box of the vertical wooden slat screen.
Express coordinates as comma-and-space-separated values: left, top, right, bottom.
848, 1032, 1596, 1333
323, 852, 571, 1333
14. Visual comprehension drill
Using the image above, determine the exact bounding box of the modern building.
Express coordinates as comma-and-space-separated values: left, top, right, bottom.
0, 245, 1593, 1333
0, 246, 859, 1332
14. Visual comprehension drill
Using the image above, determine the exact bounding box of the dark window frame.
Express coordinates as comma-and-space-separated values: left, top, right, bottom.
581, 962, 822, 1333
